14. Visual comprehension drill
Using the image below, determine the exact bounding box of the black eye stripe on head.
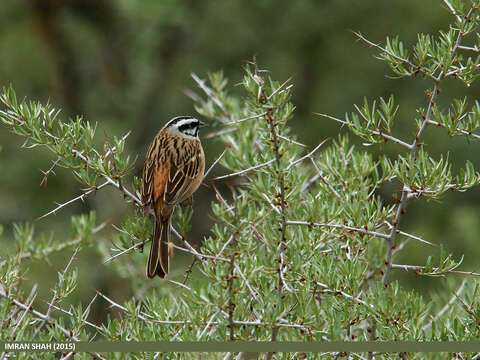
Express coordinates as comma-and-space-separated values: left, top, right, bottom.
179, 122, 197, 132
167, 116, 197, 127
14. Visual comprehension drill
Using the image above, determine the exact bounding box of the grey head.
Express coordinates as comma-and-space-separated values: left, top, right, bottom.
165, 116, 205, 140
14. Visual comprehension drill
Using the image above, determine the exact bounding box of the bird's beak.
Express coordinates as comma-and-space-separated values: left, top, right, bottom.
199, 120, 208, 128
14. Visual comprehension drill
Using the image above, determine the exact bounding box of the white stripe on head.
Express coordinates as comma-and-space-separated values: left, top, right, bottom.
166, 116, 200, 140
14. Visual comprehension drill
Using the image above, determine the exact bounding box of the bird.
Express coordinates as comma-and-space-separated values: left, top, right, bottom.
141, 116, 205, 278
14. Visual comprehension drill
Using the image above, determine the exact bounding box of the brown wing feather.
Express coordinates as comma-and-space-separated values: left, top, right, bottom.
142, 133, 204, 217
153, 166, 169, 216
163, 139, 204, 210
141, 135, 160, 208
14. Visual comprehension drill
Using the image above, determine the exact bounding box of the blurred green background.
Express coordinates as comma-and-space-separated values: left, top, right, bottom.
1, 0, 479, 321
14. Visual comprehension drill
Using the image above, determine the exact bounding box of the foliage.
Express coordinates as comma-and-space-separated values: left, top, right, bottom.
1, 1, 480, 359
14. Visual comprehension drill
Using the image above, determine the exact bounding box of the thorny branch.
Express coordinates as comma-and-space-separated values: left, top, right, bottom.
442, 0, 463, 22
391, 264, 480, 277
351, 7, 478, 286
0, 96, 139, 217
286, 220, 390, 240
286, 138, 329, 170
191, 72, 229, 116
0, 286, 103, 359
212, 158, 275, 181
96, 290, 309, 333
37, 181, 110, 220
316, 112, 413, 150
427, 119, 480, 141
352, 31, 438, 81
309, 157, 344, 202
203, 148, 228, 181
244, 61, 291, 359
33, 247, 80, 338
382, 83, 439, 285
34, 132, 139, 222
0, 221, 108, 268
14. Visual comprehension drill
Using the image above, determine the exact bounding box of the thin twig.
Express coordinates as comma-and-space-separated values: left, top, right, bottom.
352, 31, 437, 81
167, 280, 191, 291
286, 220, 389, 240
223, 112, 267, 126
201, 127, 238, 140
103, 238, 145, 264
71, 142, 142, 207
267, 75, 294, 101
427, 119, 480, 140
278, 134, 308, 148
191, 73, 229, 115
83, 292, 99, 324
310, 158, 344, 203
37, 129, 137, 220
316, 113, 413, 150
9, 285, 37, 340
212, 159, 275, 181
104, 223, 207, 268
33, 247, 80, 338
442, 0, 463, 22
383, 221, 437, 247
104, 175, 141, 205
39, 157, 61, 187
199, 308, 223, 339
96, 291, 150, 322
182, 256, 197, 285
391, 264, 480, 277
422, 279, 467, 331
45, 302, 102, 331
217, 235, 235, 257
203, 148, 228, 181
263, 193, 281, 214
301, 173, 321, 193
234, 263, 259, 301
313, 280, 379, 315
279, 253, 293, 292
171, 243, 230, 263
457, 45, 480, 52
36, 181, 109, 220
443, 7, 476, 78
444, 63, 480, 77
60, 352, 75, 360
212, 183, 235, 214
286, 138, 329, 170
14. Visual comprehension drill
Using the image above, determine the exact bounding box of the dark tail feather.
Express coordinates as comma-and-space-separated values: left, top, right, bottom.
146, 216, 170, 278
159, 216, 170, 276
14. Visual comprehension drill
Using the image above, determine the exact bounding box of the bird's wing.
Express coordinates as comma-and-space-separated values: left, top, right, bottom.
163, 141, 202, 209
141, 144, 156, 207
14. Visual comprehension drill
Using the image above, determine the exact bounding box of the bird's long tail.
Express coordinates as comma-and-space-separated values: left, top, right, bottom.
147, 216, 170, 278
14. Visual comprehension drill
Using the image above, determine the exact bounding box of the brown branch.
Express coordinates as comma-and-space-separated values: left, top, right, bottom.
246, 62, 290, 360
